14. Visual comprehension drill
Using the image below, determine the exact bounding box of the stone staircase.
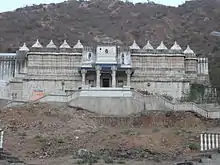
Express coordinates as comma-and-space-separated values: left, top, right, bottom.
0, 149, 25, 165
132, 89, 220, 119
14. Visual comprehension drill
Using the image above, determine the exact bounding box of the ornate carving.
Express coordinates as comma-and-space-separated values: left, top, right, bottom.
126, 69, 132, 75
111, 65, 117, 71
81, 69, 87, 74
95, 65, 101, 71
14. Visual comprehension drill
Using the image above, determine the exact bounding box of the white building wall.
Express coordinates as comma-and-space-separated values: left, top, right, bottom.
131, 81, 190, 99
23, 80, 81, 101
198, 58, 209, 75
96, 46, 117, 64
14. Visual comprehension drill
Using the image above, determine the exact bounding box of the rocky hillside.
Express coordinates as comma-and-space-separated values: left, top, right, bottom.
1, 102, 219, 165
0, 0, 220, 86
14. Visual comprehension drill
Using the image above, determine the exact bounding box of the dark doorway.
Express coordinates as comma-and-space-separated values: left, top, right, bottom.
102, 78, 110, 87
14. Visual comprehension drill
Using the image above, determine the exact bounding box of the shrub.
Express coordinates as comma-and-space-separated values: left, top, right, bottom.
188, 143, 200, 150
152, 128, 160, 133
117, 160, 126, 164
103, 156, 114, 164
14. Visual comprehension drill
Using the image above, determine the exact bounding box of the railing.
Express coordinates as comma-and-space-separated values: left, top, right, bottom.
131, 89, 220, 119
32, 90, 80, 103
200, 133, 220, 151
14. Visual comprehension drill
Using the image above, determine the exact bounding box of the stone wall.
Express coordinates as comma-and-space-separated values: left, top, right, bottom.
27, 53, 81, 78
131, 54, 188, 99
22, 80, 81, 101
0, 54, 15, 81
131, 81, 190, 99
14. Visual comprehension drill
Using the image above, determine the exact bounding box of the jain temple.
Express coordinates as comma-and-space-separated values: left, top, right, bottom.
0, 39, 213, 116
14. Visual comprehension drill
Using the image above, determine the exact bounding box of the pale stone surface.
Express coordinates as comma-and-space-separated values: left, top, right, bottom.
0, 40, 211, 105
143, 41, 154, 50
184, 45, 195, 54
19, 43, 29, 51
32, 39, 43, 48
129, 40, 140, 49
170, 41, 182, 50
46, 40, 57, 48
156, 41, 168, 50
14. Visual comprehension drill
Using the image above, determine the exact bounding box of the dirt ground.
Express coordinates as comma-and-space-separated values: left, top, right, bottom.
0, 103, 220, 165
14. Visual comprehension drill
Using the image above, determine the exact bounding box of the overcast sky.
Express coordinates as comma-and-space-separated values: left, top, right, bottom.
0, 0, 187, 12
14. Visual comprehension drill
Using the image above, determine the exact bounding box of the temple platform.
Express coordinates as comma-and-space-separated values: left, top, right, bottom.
80, 87, 132, 97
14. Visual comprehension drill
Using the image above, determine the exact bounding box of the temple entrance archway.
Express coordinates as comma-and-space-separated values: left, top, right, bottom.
101, 73, 112, 87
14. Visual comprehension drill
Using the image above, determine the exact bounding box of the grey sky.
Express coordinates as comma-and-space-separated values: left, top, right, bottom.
0, 0, 188, 12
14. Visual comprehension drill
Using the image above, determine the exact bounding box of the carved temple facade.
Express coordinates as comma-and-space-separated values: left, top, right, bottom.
0, 39, 210, 101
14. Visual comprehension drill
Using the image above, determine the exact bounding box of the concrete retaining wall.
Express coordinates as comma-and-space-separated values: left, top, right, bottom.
69, 96, 144, 116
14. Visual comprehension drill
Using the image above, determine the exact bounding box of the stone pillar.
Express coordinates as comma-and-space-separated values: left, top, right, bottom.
126, 69, 131, 87
81, 69, 87, 87
96, 66, 101, 88
24, 59, 27, 74
111, 66, 117, 88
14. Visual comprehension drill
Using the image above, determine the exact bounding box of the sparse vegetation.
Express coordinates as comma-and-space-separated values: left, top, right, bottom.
188, 143, 200, 151
0, 103, 218, 165
152, 127, 160, 133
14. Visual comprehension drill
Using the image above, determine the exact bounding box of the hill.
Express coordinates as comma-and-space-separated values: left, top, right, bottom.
0, 0, 220, 87
1, 102, 220, 164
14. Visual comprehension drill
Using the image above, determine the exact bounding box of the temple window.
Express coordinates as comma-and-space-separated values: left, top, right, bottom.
121, 54, 125, 64
105, 49, 108, 54
88, 53, 92, 60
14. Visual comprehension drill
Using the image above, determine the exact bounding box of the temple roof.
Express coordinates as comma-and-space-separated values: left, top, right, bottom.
46, 40, 57, 48
73, 40, 83, 49
129, 40, 140, 49
184, 45, 195, 54
32, 39, 43, 48
143, 41, 154, 50
170, 41, 182, 50
60, 40, 71, 48
19, 43, 29, 51
156, 41, 168, 50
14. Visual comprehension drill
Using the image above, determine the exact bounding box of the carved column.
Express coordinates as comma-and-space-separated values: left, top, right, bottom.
126, 69, 131, 87
96, 65, 101, 88
81, 69, 87, 87
23, 59, 27, 74
111, 66, 117, 88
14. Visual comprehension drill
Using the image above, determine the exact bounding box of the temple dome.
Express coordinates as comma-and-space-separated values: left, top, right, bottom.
184, 45, 195, 54
19, 43, 29, 51
32, 39, 43, 48
170, 41, 182, 51
156, 41, 168, 50
129, 40, 140, 49
73, 40, 83, 49
46, 40, 57, 48
143, 41, 154, 50
60, 40, 71, 48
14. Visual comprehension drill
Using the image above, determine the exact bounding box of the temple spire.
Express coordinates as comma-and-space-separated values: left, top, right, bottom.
19, 43, 29, 51
32, 39, 43, 48
143, 41, 154, 50
129, 40, 140, 49
60, 40, 71, 48
170, 41, 182, 50
184, 45, 195, 54
73, 40, 83, 49
46, 40, 57, 48
156, 41, 168, 50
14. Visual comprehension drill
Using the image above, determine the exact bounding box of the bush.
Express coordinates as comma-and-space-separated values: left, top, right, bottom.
103, 156, 114, 164
188, 143, 200, 150
152, 128, 160, 133
117, 160, 125, 164
77, 150, 99, 165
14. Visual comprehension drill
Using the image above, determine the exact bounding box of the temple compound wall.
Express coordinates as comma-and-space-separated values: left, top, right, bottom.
0, 39, 210, 102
